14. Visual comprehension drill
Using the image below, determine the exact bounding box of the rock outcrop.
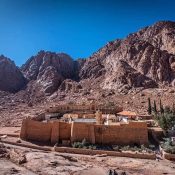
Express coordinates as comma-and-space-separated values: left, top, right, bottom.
59, 79, 82, 93
79, 40, 121, 79
0, 55, 26, 92
21, 51, 77, 94
133, 21, 175, 54
80, 21, 175, 90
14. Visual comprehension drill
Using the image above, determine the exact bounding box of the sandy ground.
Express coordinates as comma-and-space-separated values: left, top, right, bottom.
0, 127, 20, 136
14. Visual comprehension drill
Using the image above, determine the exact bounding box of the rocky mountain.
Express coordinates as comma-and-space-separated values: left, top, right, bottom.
21, 51, 79, 94
133, 21, 175, 55
79, 40, 121, 79
80, 21, 175, 91
0, 55, 26, 92
0, 20, 175, 96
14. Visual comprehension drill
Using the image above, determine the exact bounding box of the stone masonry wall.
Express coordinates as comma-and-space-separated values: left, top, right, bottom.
20, 119, 71, 144
20, 119, 148, 145
71, 122, 148, 145
20, 119, 52, 142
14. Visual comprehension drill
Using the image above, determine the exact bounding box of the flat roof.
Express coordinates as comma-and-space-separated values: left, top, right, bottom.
73, 118, 96, 123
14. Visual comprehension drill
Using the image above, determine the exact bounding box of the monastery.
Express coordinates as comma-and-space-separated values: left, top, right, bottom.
20, 103, 151, 146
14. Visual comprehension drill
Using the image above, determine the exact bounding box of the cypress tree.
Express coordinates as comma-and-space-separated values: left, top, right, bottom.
148, 98, 152, 115
172, 103, 175, 114
153, 100, 157, 114
160, 99, 164, 114
164, 106, 171, 114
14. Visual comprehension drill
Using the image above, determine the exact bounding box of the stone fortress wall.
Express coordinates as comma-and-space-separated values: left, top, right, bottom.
20, 119, 148, 145
71, 121, 148, 145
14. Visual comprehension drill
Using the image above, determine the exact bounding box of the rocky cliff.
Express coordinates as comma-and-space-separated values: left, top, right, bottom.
0, 55, 26, 92
133, 21, 175, 55
21, 51, 78, 94
80, 21, 175, 91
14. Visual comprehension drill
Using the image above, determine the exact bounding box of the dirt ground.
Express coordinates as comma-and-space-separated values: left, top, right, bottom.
23, 151, 175, 175
0, 158, 36, 175
0, 88, 175, 127
0, 142, 175, 175
0, 88, 175, 174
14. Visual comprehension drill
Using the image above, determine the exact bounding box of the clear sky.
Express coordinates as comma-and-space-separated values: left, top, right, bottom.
0, 0, 175, 66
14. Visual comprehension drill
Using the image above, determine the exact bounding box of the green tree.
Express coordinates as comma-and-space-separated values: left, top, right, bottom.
158, 114, 168, 131
172, 103, 175, 114
147, 98, 152, 115
164, 106, 171, 114
159, 99, 164, 114
153, 100, 157, 114
166, 112, 175, 129
155, 103, 175, 131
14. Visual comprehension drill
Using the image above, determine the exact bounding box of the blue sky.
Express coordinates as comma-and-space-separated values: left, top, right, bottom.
0, 0, 175, 66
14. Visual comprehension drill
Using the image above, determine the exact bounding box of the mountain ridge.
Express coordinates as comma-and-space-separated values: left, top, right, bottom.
0, 20, 175, 96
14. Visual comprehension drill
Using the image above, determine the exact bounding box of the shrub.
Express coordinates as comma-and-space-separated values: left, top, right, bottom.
92, 145, 97, 150
113, 145, 121, 151
148, 144, 155, 150
130, 146, 139, 152
121, 145, 130, 151
72, 142, 82, 148
141, 144, 146, 150
161, 138, 175, 154
82, 138, 89, 147
154, 103, 175, 131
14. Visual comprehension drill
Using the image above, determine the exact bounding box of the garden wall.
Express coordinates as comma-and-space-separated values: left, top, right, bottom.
55, 147, 156, 159
163, 151, 175, 161
160, 146, 175, 161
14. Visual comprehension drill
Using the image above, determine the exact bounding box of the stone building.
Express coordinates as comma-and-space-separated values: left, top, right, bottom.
20, 104, 148, 146
20, 118, 148, 146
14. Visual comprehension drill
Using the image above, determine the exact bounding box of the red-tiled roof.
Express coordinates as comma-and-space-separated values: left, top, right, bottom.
117, 111, 137, 116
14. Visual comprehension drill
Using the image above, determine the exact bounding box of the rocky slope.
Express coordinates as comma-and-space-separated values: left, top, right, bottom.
0, 20, 175, 98
21, 51, 79, 94
0, 55, 26, 93
102, 38, 175, 89
133, 21, 175, 54
80, 21, 175, 91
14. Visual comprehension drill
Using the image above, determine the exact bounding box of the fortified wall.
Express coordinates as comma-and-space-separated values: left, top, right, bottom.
20, 119, 148, 145
20, 119, 71, 144
71, 121, 148, 145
